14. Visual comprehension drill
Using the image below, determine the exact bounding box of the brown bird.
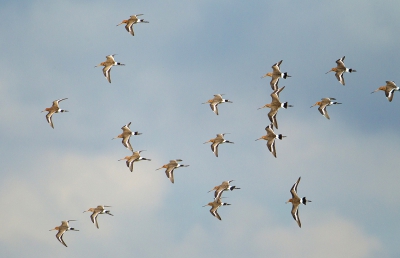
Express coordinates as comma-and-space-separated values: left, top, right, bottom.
203, 197, 231, 220
255, 124, 286, 158
112, 122, 142, 151
49, 220, 79, 247
117, 14, 149, 36
203, 133, 234, 157
202, 94, 233, 115
156, 159, 189, 183
83, 205, 113, 229
371, 81, 399, 102
310, 97, 341, 120
118, 150, 151, 172
326, 56, 356, 85
208, 180, 240, 200
41, 98, 68, 129
95, 54, 125, 83
257, 86, 293, 129
286, 177, 311, 228
261, 60, 291, 90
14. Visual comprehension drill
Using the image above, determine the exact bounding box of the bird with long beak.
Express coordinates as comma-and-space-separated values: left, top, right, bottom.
310, 97, 341, 120
371, 81, 399, 102
112, 122, 142, 152
202, 94, 232, 115
49, 220, 79, 247
118, 150, 151, 172
286, 177, 311, 228
208, 180, 240, 200
326, 56, 356, 85
41, 98, 68, 129
95, 54, 125, 83
203, 197, 231, 220
83, 205, 113, 229
203, 133, 234, 157
117, 14, 149, 36
261, 60, 291, 90
156, 159, 189, 184
255, 124, 286, 158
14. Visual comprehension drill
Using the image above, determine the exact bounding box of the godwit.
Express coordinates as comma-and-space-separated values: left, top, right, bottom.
112, 122, 142, 151
95, 54, 125, 83
208, 180, 240, 200
156, 159, 189, 184
203, 197, 231, 220
83, 205, 113, 229
203, 133, 234, 157
118, 150, 151, 172
117, 14, 149, 36
261, 60, 291, 90
49, 220, 79, 247
326, 56, 356, 85
371, 81, 399, 102
41, 98, 68, 129
286, 177, 311, 228
255, 124, 286, 158
257, 86, 293, 129
310, 97, 341, 120
202, 94, 232, 115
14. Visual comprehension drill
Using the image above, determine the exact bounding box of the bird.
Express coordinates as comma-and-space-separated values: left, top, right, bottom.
310, 97, 341, 120
202, 94, 232, 115
203, 197, 231, 220
112, 122, 142, 151
208, 180, 240, 200
286, 177, 311, 228
83, 205, 113, 229
95, 54, 125, 83
41, 98, 68, 129
203, 133, 234, 157
371, 81, 399, 102
257, 86, 293, 129
255, 124, 286, 158
117, 14, 149, 36
326, 56, 356, 85
156, 159, 189, 184
261, 60, 291, 90
118, 150, 151, 172
49, 220, 79, 247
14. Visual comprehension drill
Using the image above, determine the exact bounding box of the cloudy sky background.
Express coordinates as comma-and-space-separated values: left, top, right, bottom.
0, 0, 399, 257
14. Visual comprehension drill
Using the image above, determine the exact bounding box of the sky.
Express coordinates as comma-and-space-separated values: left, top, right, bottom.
0, 0, 399, 257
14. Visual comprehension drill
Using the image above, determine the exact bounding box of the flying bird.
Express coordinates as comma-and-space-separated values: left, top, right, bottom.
112, 122, 142, 151
41, 98, 68, 129
286, 177, 311, 228
310, 97, 341, 120
255, 124, 286, 158
203, 133, 234, 157
326, 56, 356, 85
208, 180, 240, 200
257, 86, 293, 129
202, 94, 232, 115
261, 60, 291, 90
49, 220, 79, 247
118, 150, 151, 172
95, 54, 125, 83
83, 205, 113, 229
156, 159, 189, 184
117, 14, 149, 36
203, 197, 231, 220
371, 81, 399, 102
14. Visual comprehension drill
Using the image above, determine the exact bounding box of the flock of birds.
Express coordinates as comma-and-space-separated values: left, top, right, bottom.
40, 13, 400, 248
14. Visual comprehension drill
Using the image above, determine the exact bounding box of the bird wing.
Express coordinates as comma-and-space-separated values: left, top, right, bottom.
103, 65, 112, 83
291, 203, 301, 228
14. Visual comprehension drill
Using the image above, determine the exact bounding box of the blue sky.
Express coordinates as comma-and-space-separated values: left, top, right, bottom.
1, 0, 399, 257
